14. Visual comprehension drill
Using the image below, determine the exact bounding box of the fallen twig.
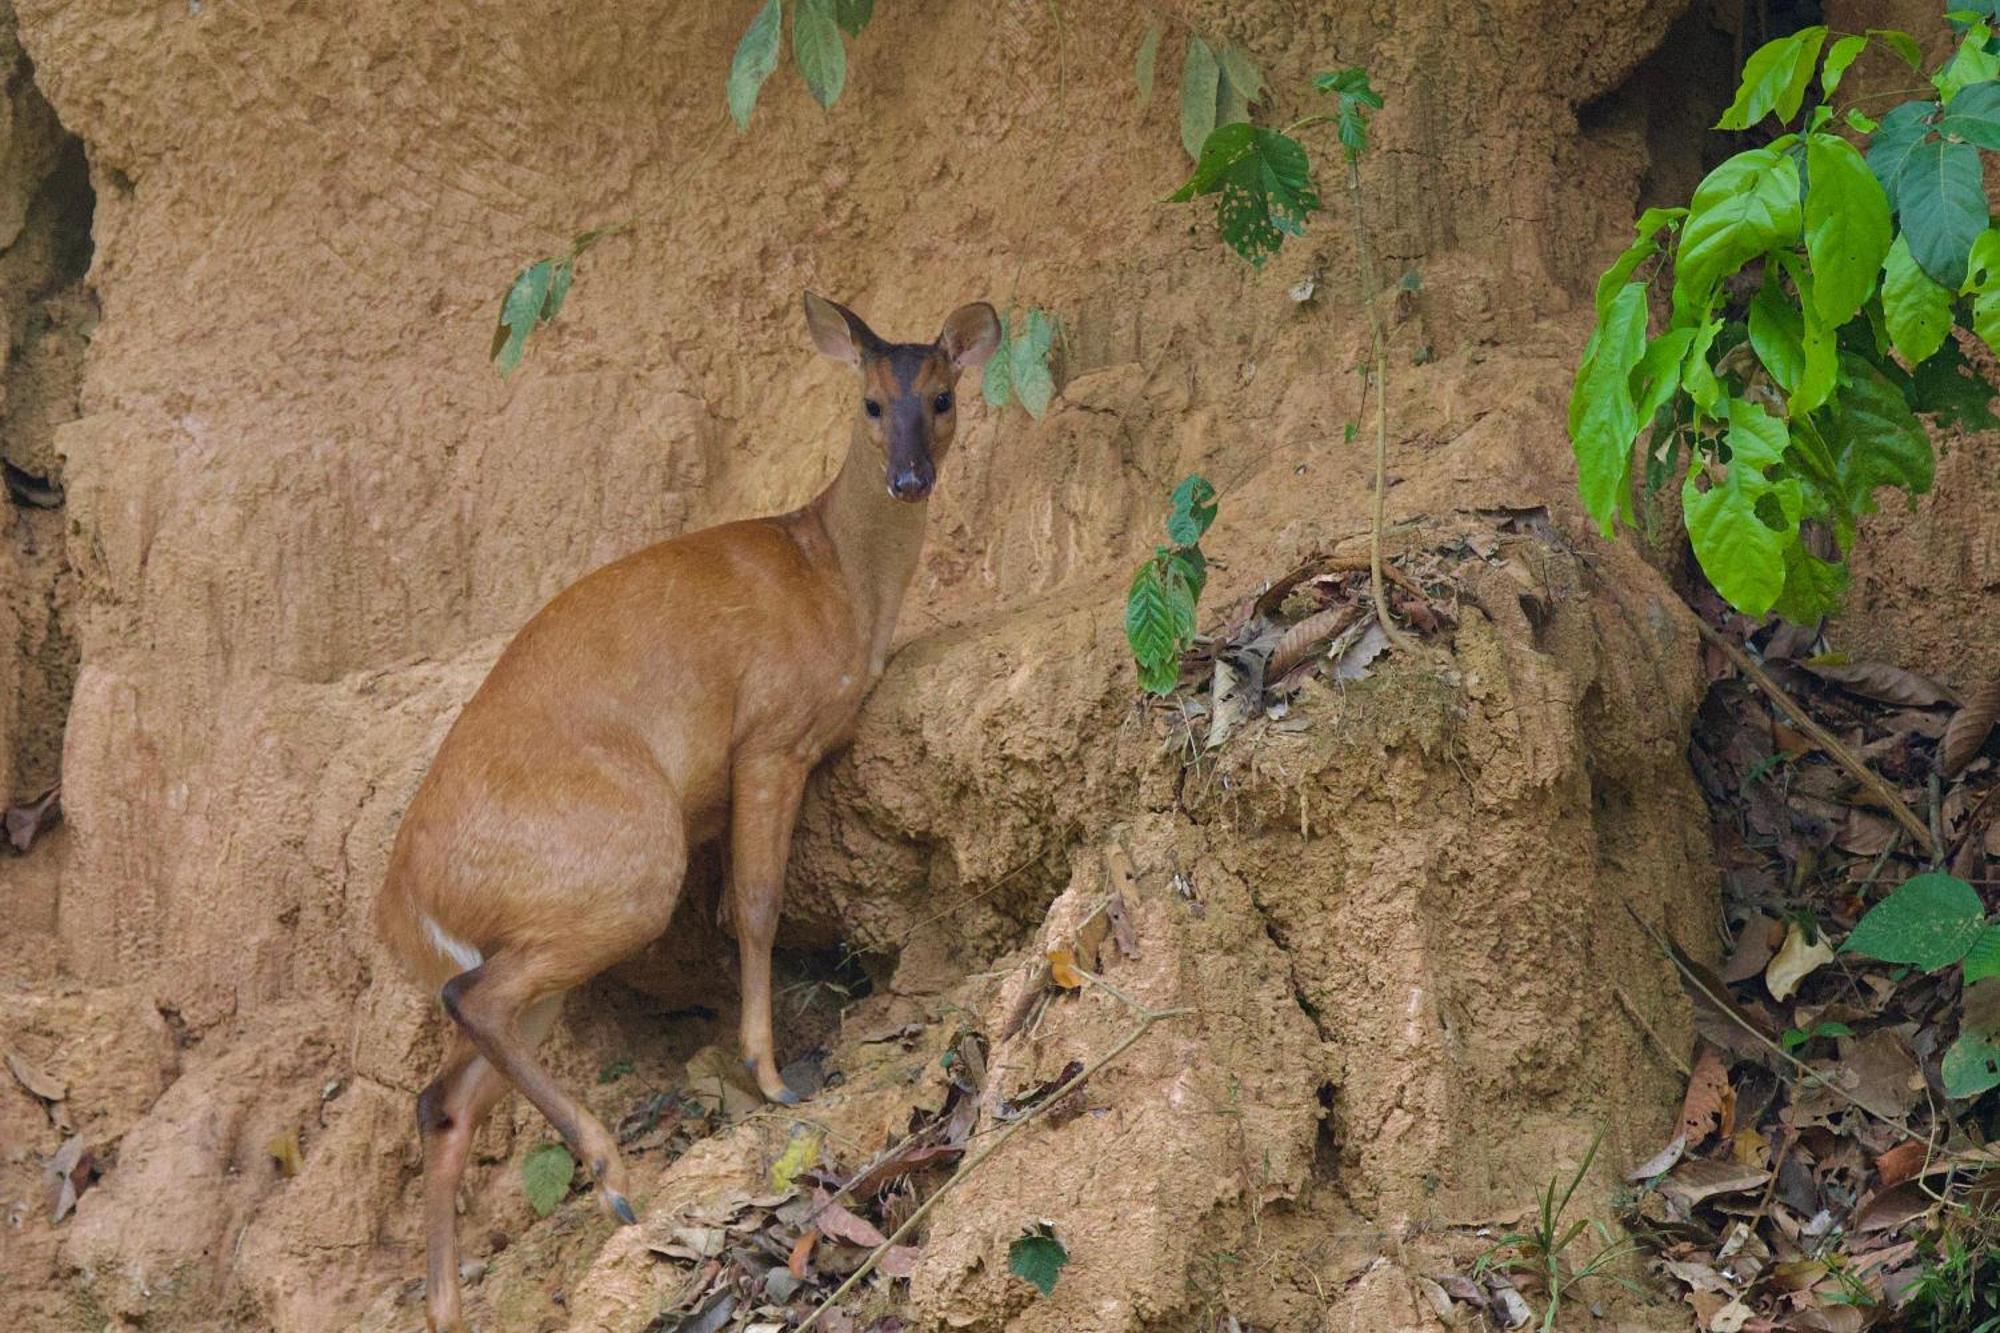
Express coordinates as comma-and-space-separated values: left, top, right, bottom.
1612, 985, 1692, 1079
1696, 621, 1934, 856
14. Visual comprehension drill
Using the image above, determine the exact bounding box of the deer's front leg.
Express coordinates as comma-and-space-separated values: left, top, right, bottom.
728, 754, 809, 1105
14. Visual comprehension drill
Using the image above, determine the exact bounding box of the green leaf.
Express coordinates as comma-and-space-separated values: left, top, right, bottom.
1940, 80, 2000, 146
1167, 473, 1218, 544
1631, 325, 1696, 427
1881, 232, 1954, 365
1943, 1027, 2000, 1098
1216, 44, 1265, 126
1965, 926, 2000, 984
1170, 123, 1320, 267
1936, 23, 2000, 104
1683, 399, 1793, 614
982, 314, 1013, 410
792, 0, 846, 110
1908, 336, 2000, 428
1803, 134, 1892, 328
727, 0, 784, 131
1008, 1225, 1070, 1297
1717, 26, 1828, 129
1898, 138, 1988, 288
1831, 354, 1936, 500
1781, 258, 1838, 414
1126, 560, 1181, 694
1008, 309, 1057, 419
1595, 207, 1686, 320
1168, 544, 1207, 607
1672, 149, 1802, 317
1568, 283, 1650, 535
1682, 317, 1726, 417
1179, 36, 1220, 161
1844, 872, 1986, 969
1866, 100, 1937, 209
1772, 541, 1850, 623
1135, 23, 1160, 108
1749, 272, 1805, 393
1869, 28, 1924, 70
543, 256, 574, 323
1822, 35, 1868, 97
493, 259, 554, 376
833, 0, 872, 38
522, 1142, 575, 1218
1845, 107, 1879, 134
1315, 66, 1381, 158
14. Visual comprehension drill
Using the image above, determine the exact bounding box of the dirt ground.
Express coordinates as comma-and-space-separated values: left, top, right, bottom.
1, 1, 1993, 1330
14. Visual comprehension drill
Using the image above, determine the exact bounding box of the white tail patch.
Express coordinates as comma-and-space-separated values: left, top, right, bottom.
422, 914, 484, 973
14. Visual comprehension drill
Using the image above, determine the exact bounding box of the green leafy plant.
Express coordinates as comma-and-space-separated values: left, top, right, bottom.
1132, 22, 1267, 162
1907, 1225, 2000, 1332
1572, 14, 2000, 621
1474, 1132, 1640, 1332
521, 1141, 576, 1218
1844, 870, 2000, 1097
727, 0, 874, 130
982, 307, 1060, 419
1167, 66, 1416, 657
1008, 1221, 1070, 1297
490, 223, 629, 376
1125, 474, 1216, 694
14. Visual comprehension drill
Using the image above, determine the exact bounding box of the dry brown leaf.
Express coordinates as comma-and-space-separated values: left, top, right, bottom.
1679, 1046, 1731, 1145
809, 1190, 888, 1248
1721, 914, 1783, 984
787, 1227, 818, 1278
6, 1051, 67, 1103
1103, 890, 1139, 961
1834, 808, 1899, 858
1730, 1126, 1769, 1167
1803, 659, 1958, 709
1873, 1140, 1932, 1188
1046, 946, 1082, 990
1628, 1133, 1687, 1180
1662, 1157, 1769, 1205
1267, 603, 1362, 680
1942, 677, 2000, 777
877, 1245, 920, 1279
1854, 1179, 1934, 1233
266, 1128, 303, 1178
1765, 923, 1836, 1002
47, 1135, 88, 1224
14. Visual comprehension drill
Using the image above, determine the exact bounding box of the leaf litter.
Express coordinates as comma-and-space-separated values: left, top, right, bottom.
1619, 604, 2000, 1330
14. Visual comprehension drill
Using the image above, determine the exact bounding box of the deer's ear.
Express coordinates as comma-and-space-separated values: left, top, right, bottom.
936, 302, 1002, 371
804, 292, 881, 366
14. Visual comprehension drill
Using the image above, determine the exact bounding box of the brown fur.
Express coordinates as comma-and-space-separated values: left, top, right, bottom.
374, 293, 1000, 1332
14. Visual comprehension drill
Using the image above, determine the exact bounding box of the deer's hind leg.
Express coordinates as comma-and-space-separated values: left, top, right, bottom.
419, 996, 559, 1333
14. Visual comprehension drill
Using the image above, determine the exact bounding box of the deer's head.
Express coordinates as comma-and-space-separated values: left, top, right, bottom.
804, 291, 1002, 502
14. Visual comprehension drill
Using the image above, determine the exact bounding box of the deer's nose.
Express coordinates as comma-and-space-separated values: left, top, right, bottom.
887, 463, 933, 502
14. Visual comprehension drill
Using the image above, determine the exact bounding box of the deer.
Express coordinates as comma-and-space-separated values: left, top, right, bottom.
374, 292, 1002, 1332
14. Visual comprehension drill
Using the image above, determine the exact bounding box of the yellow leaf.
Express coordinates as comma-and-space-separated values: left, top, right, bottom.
769, 1125, 823, 1193
1765, 922, 1836, 1002
1047, 947, 1082, 990
267, 1128, 303, 1178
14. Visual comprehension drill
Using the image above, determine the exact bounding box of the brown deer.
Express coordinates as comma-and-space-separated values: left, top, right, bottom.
375, 292, 1001, 1332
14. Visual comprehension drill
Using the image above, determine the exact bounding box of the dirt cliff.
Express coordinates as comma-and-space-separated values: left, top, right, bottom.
0, 2, 1976, 1330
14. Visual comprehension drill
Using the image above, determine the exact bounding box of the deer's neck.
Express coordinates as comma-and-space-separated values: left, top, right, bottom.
812, 423, 929, 677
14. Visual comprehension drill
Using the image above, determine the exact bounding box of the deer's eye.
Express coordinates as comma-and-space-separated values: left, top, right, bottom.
864, 398, 882, 419
933, 392, 953, 414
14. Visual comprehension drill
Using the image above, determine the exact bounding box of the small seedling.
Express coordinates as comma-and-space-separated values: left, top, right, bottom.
1008, 1221, 1070, 1296
982, 308, 1060, 419
1125, 474, 1217, 694
1473, 1133, 1640, 1332
521, 1141, 576, 1219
